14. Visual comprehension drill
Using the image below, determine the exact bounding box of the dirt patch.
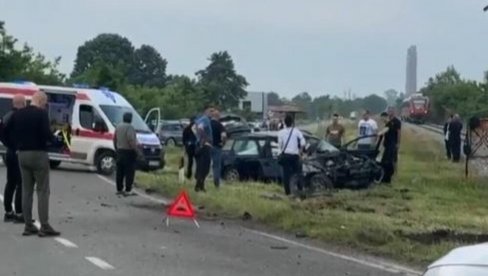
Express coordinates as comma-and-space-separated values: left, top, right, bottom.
403, 229, 488, 245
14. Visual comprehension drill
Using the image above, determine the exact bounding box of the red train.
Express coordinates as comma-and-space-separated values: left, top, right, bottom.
400, 93, 430, 124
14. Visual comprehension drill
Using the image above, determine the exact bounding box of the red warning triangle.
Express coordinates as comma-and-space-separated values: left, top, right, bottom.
166, 191, 195, 218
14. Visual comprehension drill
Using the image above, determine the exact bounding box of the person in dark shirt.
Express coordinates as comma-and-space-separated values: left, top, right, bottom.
379, 109, 402, 184
449, 114, 463, 163
2, 94, 26, 223
210, 111, 226, 188
5, 91, 60, 237
443, 115, 453, 160
182, 117, 197, 179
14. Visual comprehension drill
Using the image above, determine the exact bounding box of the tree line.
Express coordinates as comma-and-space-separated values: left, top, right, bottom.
7, 20, 482, 123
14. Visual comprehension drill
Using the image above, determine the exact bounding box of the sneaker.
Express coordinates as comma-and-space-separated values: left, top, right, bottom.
124, 190, 137, 196
13, 214, 25, 224
38, 224, 60, 237
22, 224, 39, 236
4, 212, 15, 222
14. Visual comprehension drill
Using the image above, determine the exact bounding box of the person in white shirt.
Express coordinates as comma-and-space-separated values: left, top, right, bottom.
357, 110, 378, 150
278, 115, 305, 196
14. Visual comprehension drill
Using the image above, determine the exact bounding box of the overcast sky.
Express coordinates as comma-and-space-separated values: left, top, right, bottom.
1, 0, 487, 98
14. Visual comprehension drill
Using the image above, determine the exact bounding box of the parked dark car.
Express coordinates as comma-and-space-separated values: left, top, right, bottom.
221, 132, 383, 192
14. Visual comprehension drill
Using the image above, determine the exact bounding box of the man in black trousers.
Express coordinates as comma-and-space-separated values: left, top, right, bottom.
182, 117, 197, 179
2, 94, 25, 223
449, 114, 463, 163
113, 112, 138, 196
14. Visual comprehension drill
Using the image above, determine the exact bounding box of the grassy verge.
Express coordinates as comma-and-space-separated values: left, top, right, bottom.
136, 125, 488, 266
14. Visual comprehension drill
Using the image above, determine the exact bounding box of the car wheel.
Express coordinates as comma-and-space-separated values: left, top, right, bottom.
165, 138, 176, 147
49, 160, 62, 169
308, 174, 334, 195
96, 151, 116, 175
223, 167, 240, 182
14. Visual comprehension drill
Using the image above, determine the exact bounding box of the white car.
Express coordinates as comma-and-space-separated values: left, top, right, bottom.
423, 243, 488, 276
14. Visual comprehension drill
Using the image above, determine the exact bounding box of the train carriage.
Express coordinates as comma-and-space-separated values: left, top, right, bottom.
400, 93, 429, 124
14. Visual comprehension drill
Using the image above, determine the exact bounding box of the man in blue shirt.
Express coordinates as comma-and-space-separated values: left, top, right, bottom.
194, 106, 216, 192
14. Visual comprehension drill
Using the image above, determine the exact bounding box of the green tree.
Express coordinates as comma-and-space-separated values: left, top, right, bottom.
129, 45, 167, 87
196, 51, 248, 109
0, 21, 64, 84
360, 94, 388, 114
71, 34, 134, 80
292, 92, 313, 118
267, 92, 283, 106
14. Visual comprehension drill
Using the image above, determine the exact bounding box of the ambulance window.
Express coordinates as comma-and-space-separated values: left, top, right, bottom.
79, 104, 102, 129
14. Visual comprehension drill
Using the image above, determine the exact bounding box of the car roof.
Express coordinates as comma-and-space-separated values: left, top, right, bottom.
428, 243, 488, 269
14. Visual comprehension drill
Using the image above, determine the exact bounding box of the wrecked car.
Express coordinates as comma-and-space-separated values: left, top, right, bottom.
296, 135, 384, 194
221, 133, 384, 192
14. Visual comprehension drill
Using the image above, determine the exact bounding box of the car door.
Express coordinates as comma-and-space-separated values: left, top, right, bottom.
342, 135, 382, 159
231, 138, 261, 180
257, 137, 282, 180
144, 107, 161, 133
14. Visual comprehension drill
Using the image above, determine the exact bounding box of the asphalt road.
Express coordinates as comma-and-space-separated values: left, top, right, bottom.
0, 164, 421, 276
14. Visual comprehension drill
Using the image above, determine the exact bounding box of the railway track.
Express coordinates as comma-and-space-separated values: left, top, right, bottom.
416, 123, 444, 135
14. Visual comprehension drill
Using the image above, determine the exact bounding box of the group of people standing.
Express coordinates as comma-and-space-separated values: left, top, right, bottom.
325, 108, 401, 184
182, 106, 227, 192
443, 114, 463, 162
1, 92, 60, 237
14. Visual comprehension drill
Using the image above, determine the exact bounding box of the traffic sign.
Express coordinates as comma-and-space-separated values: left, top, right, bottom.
164, 190, 199, 228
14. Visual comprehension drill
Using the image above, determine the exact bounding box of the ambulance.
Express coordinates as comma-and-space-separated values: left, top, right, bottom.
0, 82, 164, 175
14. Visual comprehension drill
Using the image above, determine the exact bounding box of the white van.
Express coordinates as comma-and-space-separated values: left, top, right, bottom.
0, 82, 164, 175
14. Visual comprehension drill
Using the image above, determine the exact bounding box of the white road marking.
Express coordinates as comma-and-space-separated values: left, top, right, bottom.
0, 194, 3, 202
95, 174, 421, 275
96, 175, 168, 205
160, 246, 167, 250
85, 256, 115, 270
33, 221, 41, 229
54, 237, 78, 248
247, 229, 422, 276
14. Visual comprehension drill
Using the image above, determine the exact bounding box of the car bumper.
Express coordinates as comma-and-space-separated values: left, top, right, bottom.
137, 157, 165, 171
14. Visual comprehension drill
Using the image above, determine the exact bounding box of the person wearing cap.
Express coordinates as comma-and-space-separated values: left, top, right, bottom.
379, 109, 402, 183
325, 113, 345, 148
113, 112, 138, 196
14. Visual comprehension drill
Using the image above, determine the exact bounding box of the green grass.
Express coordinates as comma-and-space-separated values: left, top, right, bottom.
136, 124, 488, 266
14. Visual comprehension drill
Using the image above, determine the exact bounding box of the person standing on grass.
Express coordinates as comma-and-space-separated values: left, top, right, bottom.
210, 110, 227, 188
5, 91, 60, 237
113, 112, 138, 196
278, 114, 305, 196
443, 115, 453, 160
325, 113, 345, 148
357, 110, 378, 150
449, 114, 463, 163
194, 106, 215, 192
182, 117, 197, 179
379, 110, 401, 184
1, 94, 26, 223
